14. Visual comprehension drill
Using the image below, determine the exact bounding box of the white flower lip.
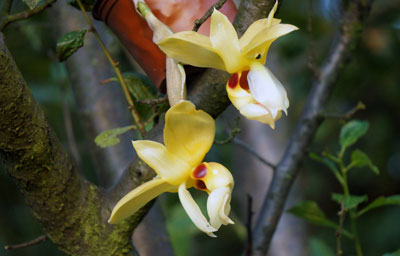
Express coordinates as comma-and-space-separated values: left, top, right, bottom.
247, 61, 289, 119
207, 186, 234, 229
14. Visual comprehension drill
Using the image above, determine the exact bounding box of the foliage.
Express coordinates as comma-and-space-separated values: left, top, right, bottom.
56, 30, 86, 62
290, 120, 400, 255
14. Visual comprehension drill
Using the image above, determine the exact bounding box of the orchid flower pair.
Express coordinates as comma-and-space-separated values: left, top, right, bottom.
158, 2, 298, 128
110, 1, 297, 237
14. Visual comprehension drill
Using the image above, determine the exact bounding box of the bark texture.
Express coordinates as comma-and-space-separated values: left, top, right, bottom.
0, 34, 147, 255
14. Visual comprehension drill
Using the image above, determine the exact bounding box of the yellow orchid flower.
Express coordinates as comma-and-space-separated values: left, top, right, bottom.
109, 100, 234, 237
157, 2, 298, 128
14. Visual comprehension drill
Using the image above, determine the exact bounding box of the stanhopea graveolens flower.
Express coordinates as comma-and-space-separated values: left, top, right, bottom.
108, 100, 234, 237
157, 1, 297, 128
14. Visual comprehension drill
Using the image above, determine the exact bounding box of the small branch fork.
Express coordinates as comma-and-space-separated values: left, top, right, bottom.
75, 0, 146, 137
324, 101, 366, 120
192, 0, 227, 32
214, 117, 276, 169
0, 0, 56, 31
233, 138, 276, 169
4, 235, 47, 250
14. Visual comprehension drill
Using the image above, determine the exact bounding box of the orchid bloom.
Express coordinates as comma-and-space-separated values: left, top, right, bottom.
109, 100, 234, 237
157, 2, 298, 128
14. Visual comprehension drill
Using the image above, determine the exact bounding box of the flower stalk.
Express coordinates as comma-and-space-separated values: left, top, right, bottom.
76, 0, 146, 137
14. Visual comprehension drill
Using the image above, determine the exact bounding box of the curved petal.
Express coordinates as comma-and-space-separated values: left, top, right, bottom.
239, 18, 281, 50
178, 183, 217, 237
207, 187, 234, 229
242, 23, 298, 58
239, 103, 280, 129
210, 9, 243, 73
164, 101, 215, 167
132, 140, 191, 185
266, 0, 279, 27
157, 31, 226, 70
109, 178, 175, 224
247, 62, 289, 117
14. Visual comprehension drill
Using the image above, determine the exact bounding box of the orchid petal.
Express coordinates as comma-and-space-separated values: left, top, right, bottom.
178, 183, 217, 237
240, 103, 270, 118
267, 1, 279, 27
239, 18, 281, 50
108, 178, 175, 224
240, 103, 280, 129
132, 140, 191, 185
207, 187, 234, 229
164, 101, 215, 167
242, 23, 298, 58
247, 62, 289, 114
158, 31, 226, 70
210, 9, 242, 73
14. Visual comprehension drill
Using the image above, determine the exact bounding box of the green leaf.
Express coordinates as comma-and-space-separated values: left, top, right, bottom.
339, 120, 369, 152
331, 193, 368, 210
383, 248, 400, 256
122, 73, 157, 101
309, 238, 335, 256
94, 126, 135, 148
56, 30, 86, 62
287, 201, 337, 229
358, 195, 400, 216
105, 72, 167, 129
350, 149, 380, 175
309, 153, 339, 174
23, 0, 41, 9
309, 153, 343, 184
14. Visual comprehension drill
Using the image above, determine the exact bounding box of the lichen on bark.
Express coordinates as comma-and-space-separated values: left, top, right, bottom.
0, 34, 146, 255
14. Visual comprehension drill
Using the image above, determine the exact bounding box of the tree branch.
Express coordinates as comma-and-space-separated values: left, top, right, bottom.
251, 1, 373, 255
192, 0, 227, 32
0, 0, 56, 31
0, 33, 147, 255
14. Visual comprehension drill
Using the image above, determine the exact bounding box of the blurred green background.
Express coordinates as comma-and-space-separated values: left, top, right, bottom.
1, 0, 400, 255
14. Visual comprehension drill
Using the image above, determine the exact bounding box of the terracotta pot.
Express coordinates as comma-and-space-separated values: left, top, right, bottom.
93, 0, 237, 90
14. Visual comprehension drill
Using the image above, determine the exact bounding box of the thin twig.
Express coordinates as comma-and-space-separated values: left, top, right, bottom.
245, 194, 254, 256
192, 0, 227, 32
307, 0, 319, 78
4, 0, 14, 14
336, 202, 347, 256
215, 117, 241, 145
75, 0, 146, 137
251, 1, 373, 255
137, 96, 168, 105
232, 138, 276, 169
4, 235, 47, 250
0, 0, 56, 31
324, 101, 366, 120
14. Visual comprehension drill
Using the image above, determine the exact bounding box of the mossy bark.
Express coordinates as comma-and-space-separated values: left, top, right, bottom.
0, 34, 146, 255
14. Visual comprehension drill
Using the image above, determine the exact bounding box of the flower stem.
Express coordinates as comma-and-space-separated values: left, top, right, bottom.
75, 0, 145, 138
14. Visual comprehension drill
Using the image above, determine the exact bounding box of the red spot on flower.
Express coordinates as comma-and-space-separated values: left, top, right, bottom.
239, 70, 250, 91
193, 163, 207, 178
196, 180, 207, 190
228, 73, 239, 88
